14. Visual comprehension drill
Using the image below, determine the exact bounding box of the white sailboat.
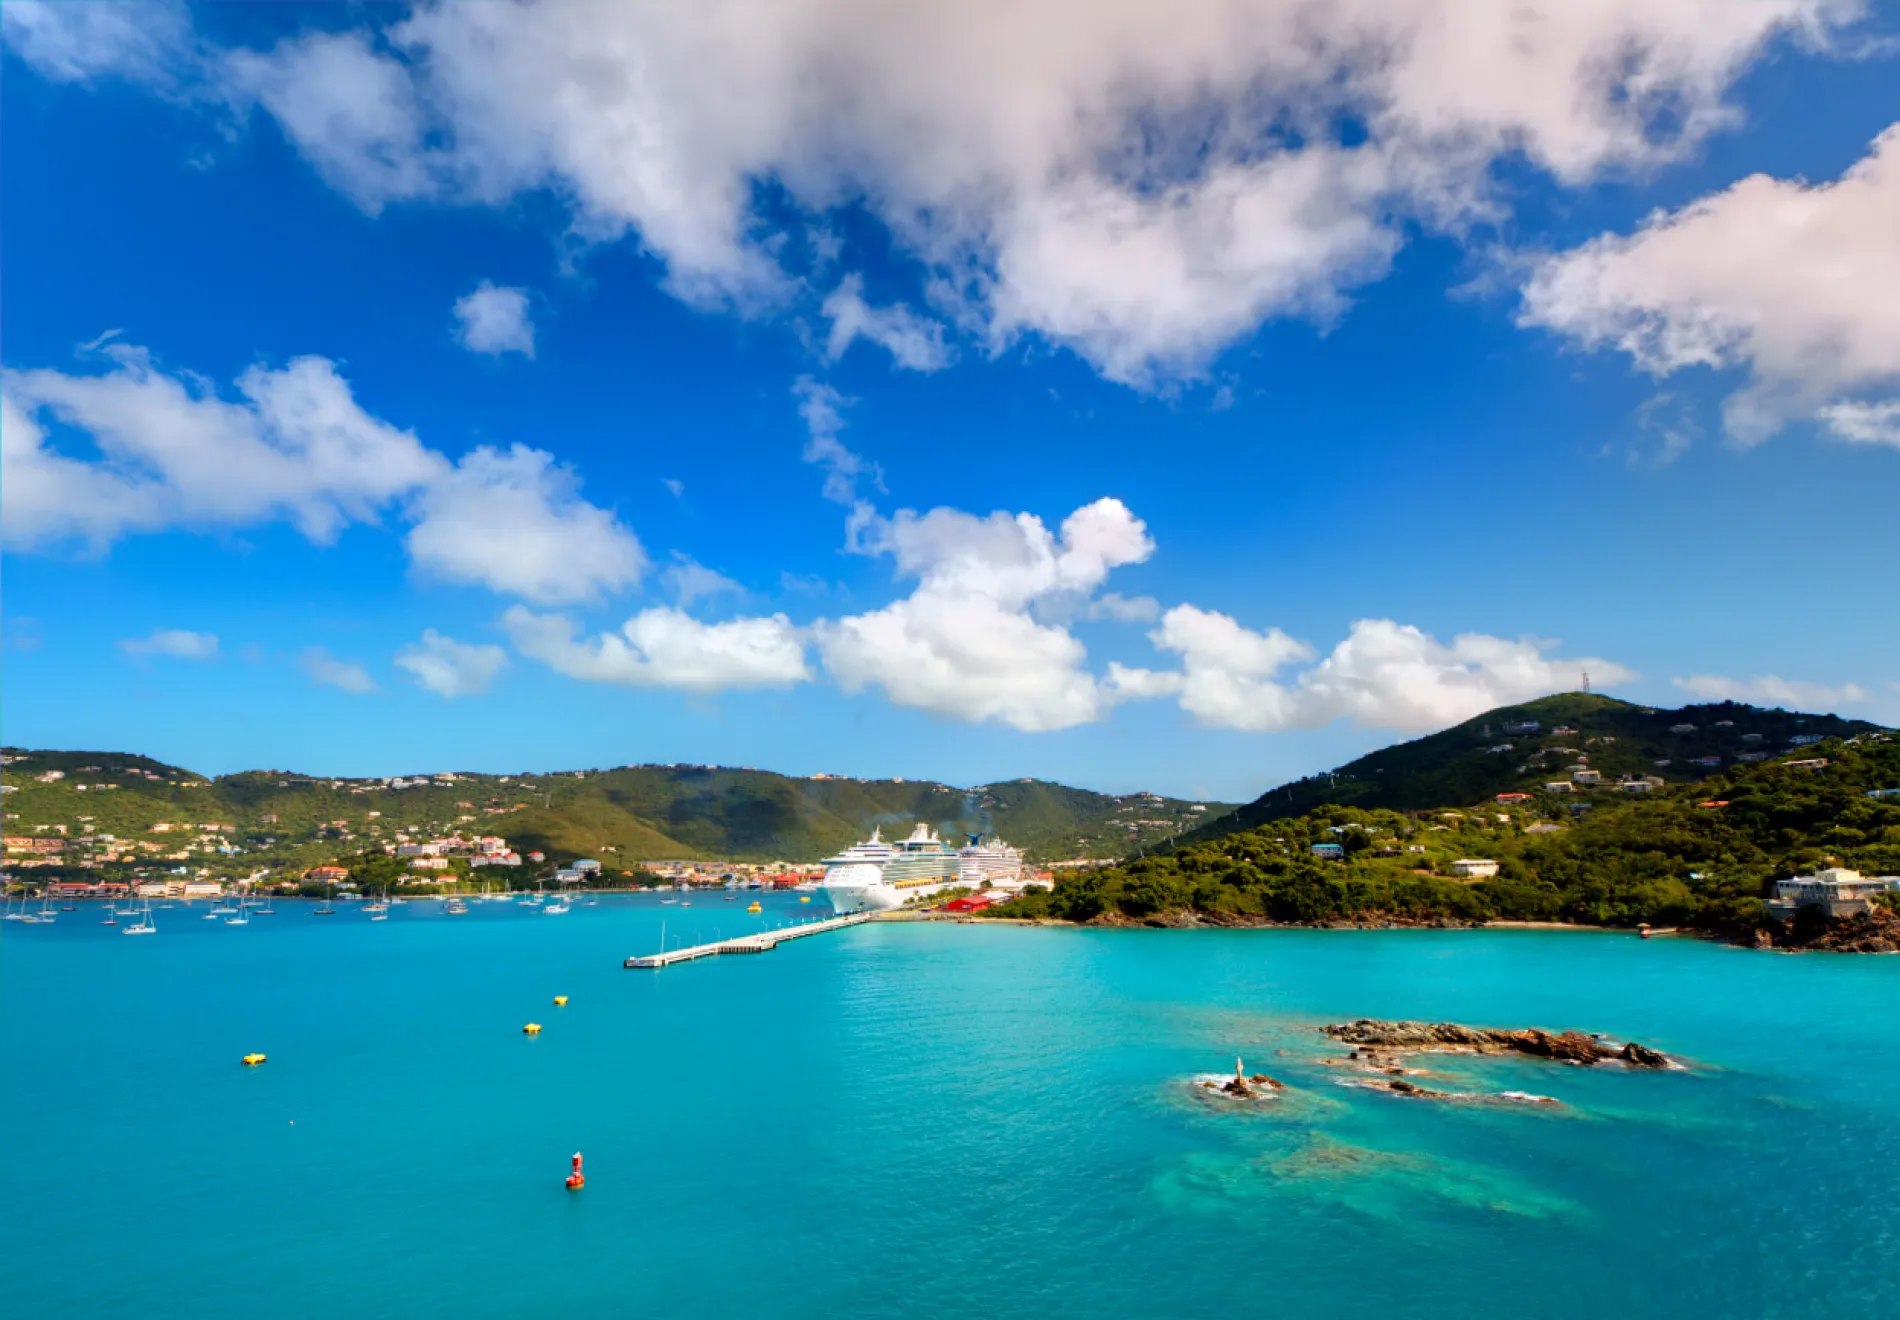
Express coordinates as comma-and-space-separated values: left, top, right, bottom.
124, 902, 157, 936
225, 898, 250, 926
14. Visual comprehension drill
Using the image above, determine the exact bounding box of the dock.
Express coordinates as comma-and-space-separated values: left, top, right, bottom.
624, 911, 875, 968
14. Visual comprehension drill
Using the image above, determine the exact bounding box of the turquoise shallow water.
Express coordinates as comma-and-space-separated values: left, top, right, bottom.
3, 895, 1897, 1318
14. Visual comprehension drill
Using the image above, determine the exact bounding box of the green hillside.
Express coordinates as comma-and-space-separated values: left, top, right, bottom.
0, 750, 1232, 881
1176, 693, 1884, 849
990, 721, 1900, 944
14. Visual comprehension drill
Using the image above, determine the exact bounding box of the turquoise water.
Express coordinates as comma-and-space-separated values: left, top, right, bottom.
4, 895, 1897, 1318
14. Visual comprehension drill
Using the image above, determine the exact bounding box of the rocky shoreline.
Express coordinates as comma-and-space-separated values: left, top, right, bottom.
990, 904, 1898, 953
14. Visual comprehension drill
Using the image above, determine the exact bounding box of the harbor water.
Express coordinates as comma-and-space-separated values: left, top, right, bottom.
4, 895, 1897, 1317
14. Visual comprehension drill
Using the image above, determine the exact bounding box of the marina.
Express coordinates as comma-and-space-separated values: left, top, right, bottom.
623, 910, 875, 968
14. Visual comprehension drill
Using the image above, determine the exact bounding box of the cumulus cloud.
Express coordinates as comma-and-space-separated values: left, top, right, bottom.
119, 627, 218, 659
1145, 607, 1633, 734
300, 647, 377, 694
815, 497, 1156, 730
504, 605, 810, 693
453, 281, 536, 357
1672, 673, 1868, 710
822, 275, 949, 371
405, 444, 644, 604
1521, 123, 1900, 444
395, 628, 508, 698
4, 343, 644, 606
11, 1, 1858, 386
2, 344, 445, 552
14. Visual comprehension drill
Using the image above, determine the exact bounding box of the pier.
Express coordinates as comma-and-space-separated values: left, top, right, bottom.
624, 911, 875, 968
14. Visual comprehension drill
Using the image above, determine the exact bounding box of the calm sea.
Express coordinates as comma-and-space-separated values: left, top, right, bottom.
3, 894, 1896, 1318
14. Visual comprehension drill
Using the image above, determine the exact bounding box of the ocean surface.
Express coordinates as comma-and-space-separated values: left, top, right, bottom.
4, 893, 1897, 1318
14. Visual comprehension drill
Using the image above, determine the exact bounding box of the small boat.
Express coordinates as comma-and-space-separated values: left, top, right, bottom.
313, 885, 337, 916
225, 900, 250, 926
746, 901, 763, 913
124, 903, 157, 936
544, 897, 571, 915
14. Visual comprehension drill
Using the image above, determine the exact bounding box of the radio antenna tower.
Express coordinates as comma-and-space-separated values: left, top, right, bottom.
1582, 669, 1591, 694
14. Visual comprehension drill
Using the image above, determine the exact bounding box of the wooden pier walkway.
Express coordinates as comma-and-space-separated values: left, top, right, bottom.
624, 911, 875, 968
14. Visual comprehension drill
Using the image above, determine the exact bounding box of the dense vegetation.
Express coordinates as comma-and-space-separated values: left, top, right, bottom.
1176, 694, 1883, 846
1, 750, 1228, 878
987, 728, 1900, 935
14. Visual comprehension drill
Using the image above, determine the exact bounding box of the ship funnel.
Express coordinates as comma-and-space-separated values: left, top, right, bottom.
967, 834, 982, 847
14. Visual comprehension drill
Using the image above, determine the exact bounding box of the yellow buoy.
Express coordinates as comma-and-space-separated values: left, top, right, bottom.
799, 895, 811, 903
553, 995, 568, 1006
523, 1023, 542, 1035
746, 901, 762, 913
241, 1053, 267, 1066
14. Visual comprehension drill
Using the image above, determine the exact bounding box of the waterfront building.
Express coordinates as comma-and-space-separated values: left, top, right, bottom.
1766, 868, 1900, 921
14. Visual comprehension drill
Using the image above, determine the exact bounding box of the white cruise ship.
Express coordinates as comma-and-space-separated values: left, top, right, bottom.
958, 835, 1026, 890
819, 825, 962, 913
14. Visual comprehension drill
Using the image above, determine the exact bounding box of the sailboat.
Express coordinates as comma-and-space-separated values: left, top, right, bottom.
313, 884, 337, 916
364, 888, 390, 917
124, 902, 157, 936
225, 898, 250, 926
545, 888, 572, 915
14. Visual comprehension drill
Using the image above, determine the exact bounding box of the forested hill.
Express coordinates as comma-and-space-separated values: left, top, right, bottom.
1177, 694, 1886, 849
989, 728, 1900, 940
0, 750, 1231, 870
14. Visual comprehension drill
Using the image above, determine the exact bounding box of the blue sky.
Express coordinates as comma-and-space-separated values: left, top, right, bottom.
3, 1, 1896, 803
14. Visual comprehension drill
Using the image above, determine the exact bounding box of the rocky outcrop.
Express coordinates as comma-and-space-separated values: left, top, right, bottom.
1200, 1072, 1286, 1099
1759, 905, 1900, 954
1322, 1019, 1671, 1067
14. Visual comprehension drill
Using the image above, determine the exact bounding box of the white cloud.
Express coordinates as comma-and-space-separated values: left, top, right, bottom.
223, 30, 438, 211
300, 647, 377, 694
4, 343, 646, 606
2, 345, 446, 552
504, 605, 810, 693
404, 444, 644, 604
1672, 673, 1868, 710
119, 627, 218, 659
0, 0, 196, 89
1146, 607, 1633, 733
793, 376, 880, 504
1521, 123, 1900, 444
453, 281, 536, 358
1818, 399, 1900, 448
815, 497, 1155, 731
660, 554, 743, 608
822, 275, 949, 371
395, 628, 508, 698
1084, 592, 1161, 623
20, 2, 1858, 387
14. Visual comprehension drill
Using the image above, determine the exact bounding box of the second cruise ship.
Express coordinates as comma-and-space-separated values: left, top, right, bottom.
818, 825, 963, 912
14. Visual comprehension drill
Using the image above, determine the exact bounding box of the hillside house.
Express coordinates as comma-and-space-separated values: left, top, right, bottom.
1618, 776, 1665, 793
305, 865, 350, 883
1783, 758, 1829, 773
1544, 781, 1574, 794
1766, 868, 1900, 921
1669, 723, 1697, 734
1693, 755, 1723, 768
1571, 769, 1601, 785
1495, 792, 1530, 803
1789, 734, 1824, 746
1310, 843, 1345, 860
1449, 858, 1500, 879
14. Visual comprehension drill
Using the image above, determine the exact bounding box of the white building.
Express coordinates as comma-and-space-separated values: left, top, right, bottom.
1448, 858, 1500, 879
1766, 868, 1900, 921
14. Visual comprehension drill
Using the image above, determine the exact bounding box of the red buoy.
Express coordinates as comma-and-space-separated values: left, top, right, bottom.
565, 1152, 585, 1190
